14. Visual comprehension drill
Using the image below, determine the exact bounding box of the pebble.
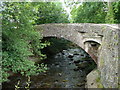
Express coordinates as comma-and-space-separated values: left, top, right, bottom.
73, 68, 79, 71
56, 65, 60, 67
58, 73, 62, 76
74, 60, 80, 63
68, 55, 74, 58
76, 83, 85, 87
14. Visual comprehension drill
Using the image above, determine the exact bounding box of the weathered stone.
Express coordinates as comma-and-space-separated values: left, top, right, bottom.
86, 69, 104, 88
73, 53, 79, 55
35, 23, 120, 88
68, 55, 74, 58
73, 60, 80, 63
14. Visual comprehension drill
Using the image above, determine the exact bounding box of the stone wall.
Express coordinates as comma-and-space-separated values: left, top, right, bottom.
98, 25, 119, 88
86, 69, 104, 88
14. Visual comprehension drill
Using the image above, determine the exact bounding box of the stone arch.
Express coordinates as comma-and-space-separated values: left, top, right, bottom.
41, 29, 85, 49
42, 35, 99, 64
35, 24, 105, 64
43, 34, 101, 64
43, 34, 84, 49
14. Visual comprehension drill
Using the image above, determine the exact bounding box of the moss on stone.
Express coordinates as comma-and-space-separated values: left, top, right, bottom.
114, 42, 118, 46
100, 58, 104, 67
101, 26, 106, 31
114, 34, 118, 39
95, 74, 104, 88
97, 83, 104, 88
118, 82, 120, 88
96, 77, 101, 83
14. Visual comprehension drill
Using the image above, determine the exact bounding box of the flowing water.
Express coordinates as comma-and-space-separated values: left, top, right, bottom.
2, 48, 96, 89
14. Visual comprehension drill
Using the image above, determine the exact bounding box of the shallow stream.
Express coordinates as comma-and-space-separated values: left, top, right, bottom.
2, 48, 96, 89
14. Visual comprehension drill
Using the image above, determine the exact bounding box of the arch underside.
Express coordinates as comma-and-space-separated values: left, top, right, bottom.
42, 33, 101, 50
42, 32, 84, 49
43, 34, 101, 64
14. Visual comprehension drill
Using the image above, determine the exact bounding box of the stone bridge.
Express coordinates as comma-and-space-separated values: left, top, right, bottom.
35, 23, 120, 88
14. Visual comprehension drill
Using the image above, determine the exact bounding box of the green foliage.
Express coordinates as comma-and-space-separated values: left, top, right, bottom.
15, 80, 20, 90
112, 1, 120, 23
71, 1, 120, 24
105, 1, 120, 23
96, 76, 104, 88
1, 2, 48, 82
71, 2, 107, 23
35, 2, 69, 24
14, 76, 31, 90
105, 3, 115, 23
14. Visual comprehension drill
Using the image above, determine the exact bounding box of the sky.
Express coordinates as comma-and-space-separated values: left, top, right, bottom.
60, 0, 82, 20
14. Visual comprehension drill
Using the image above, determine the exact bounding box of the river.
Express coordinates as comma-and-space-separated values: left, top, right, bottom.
2, 48, 96, 89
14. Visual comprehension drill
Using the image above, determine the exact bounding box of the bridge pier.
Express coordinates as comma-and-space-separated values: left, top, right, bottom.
84, 41, 100, 64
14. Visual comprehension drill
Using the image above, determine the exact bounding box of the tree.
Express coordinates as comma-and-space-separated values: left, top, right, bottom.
71, 1, 120, 24
71, 2, 107, 23
111, 1, 120, 23
1, 2, 49, 82
35, 2, 69, 24
105, 1, 115, 23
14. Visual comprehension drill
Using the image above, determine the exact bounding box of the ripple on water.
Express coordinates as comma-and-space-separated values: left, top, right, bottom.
2, 48, 96, 88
